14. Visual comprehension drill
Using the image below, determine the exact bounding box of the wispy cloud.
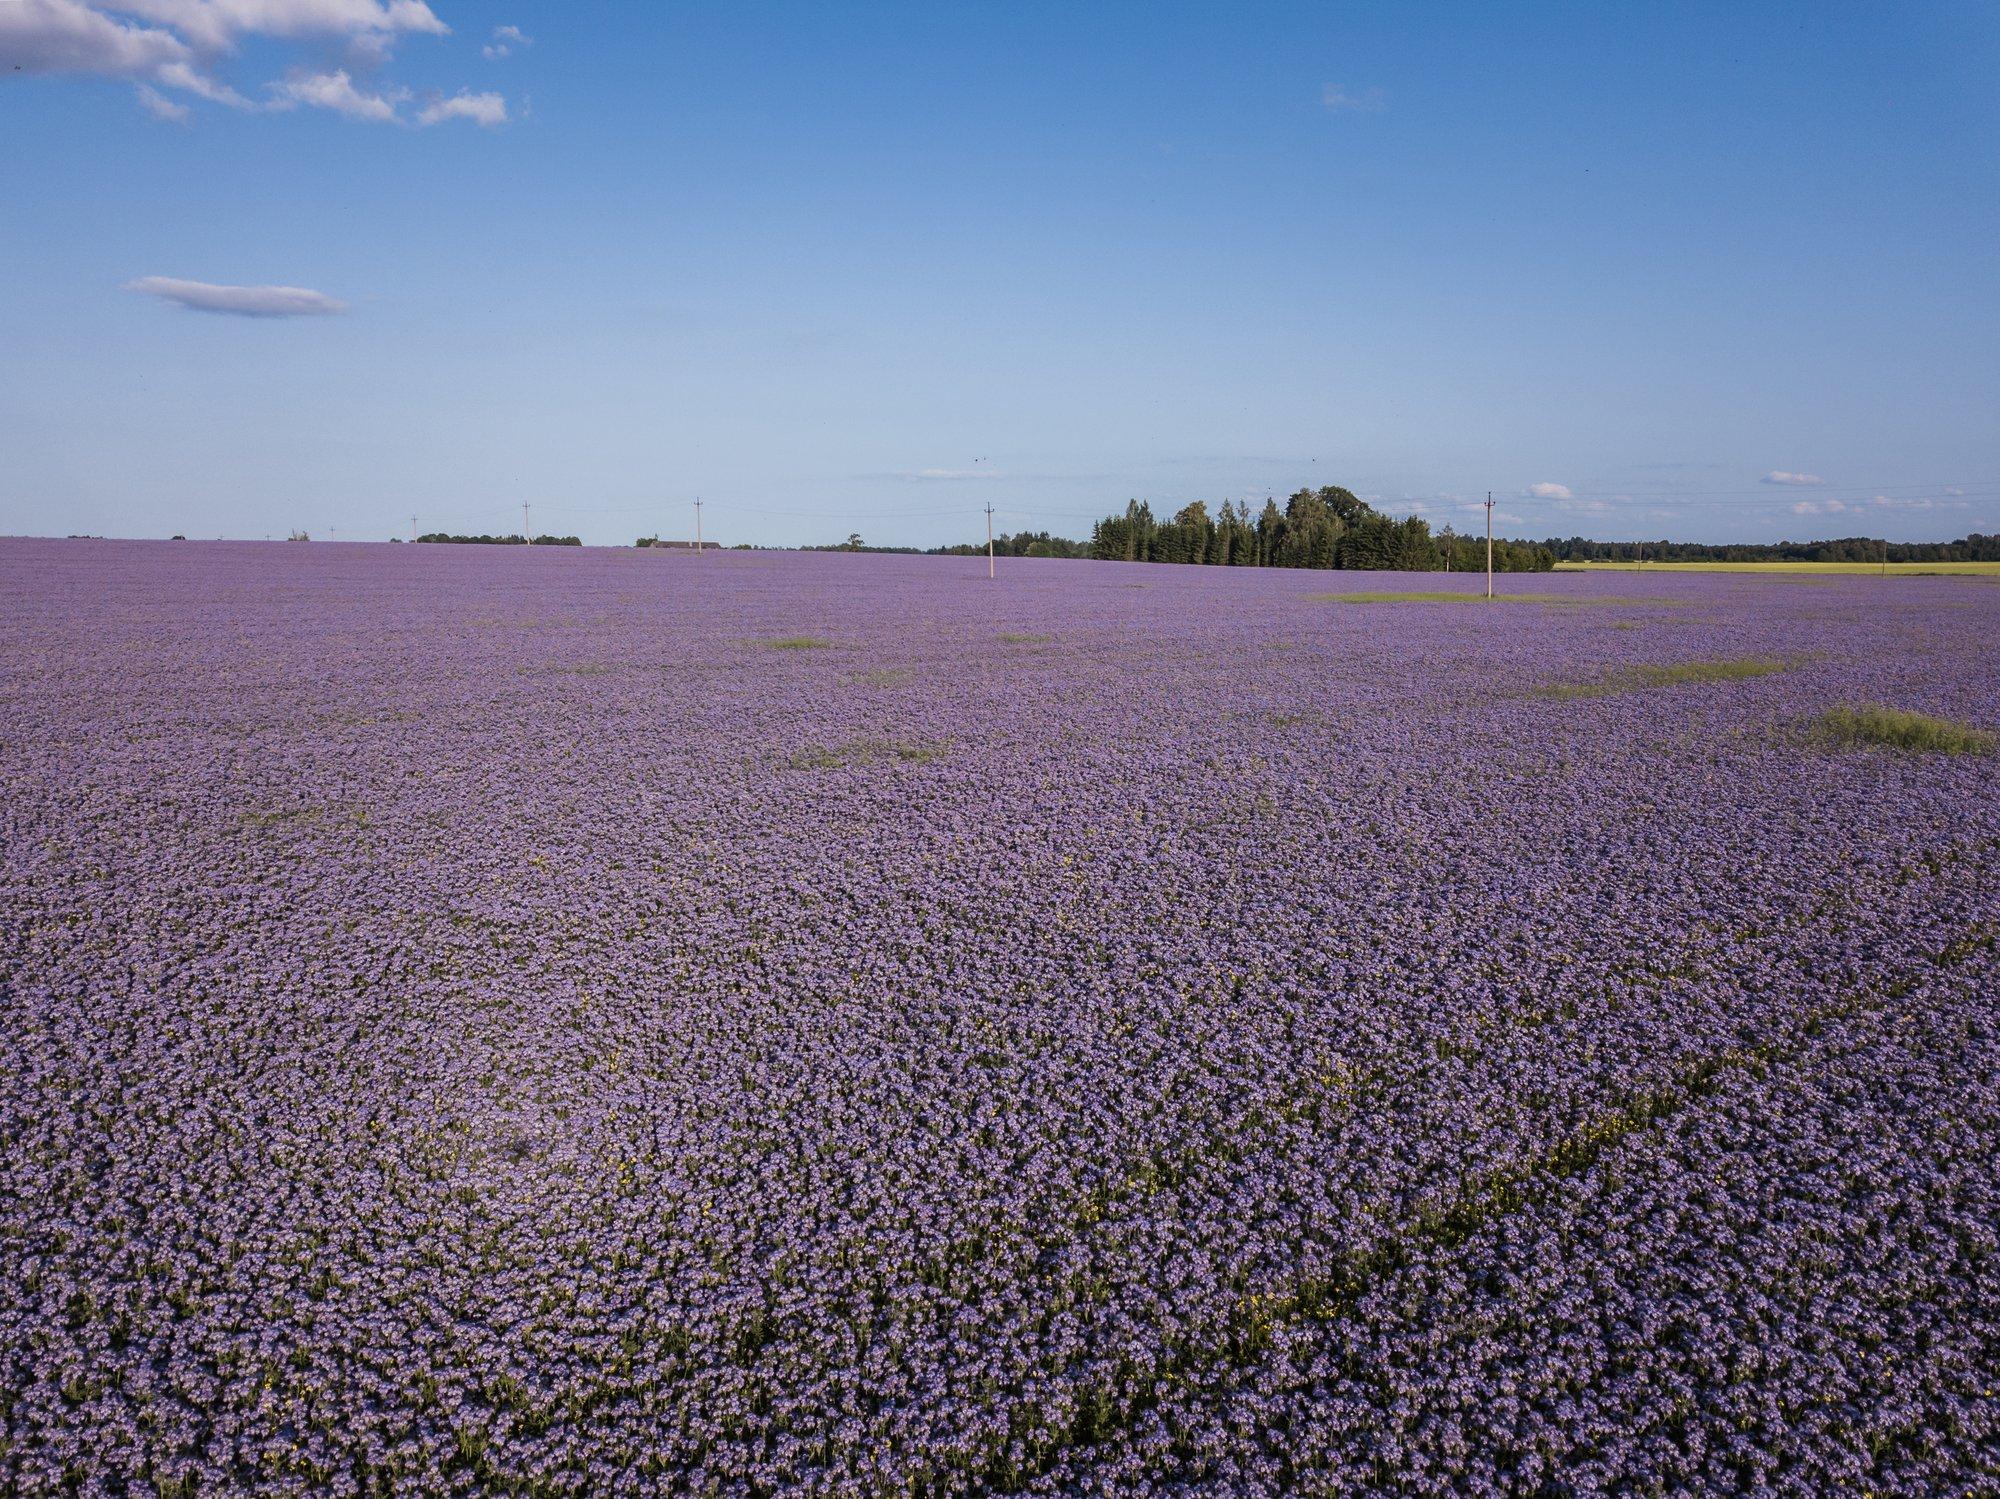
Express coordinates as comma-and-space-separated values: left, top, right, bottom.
1871, 494, 1964, 511
1789, 498, 1852, 516
126, 276, 347, 317
901, 468, 1005, 481
482, 23, 529, 59
136, 82, 191, 120
417, 88, 506, 126
1527, 481, 1573, 500
1763, 470, 1825, 487
1321, 82, 1386, 113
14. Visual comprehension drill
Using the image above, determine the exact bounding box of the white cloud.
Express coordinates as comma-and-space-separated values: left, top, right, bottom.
1762, 470, 1825, 487
127, 275, 347, 316
1789, 498, 1852, 516
104, 0, 446, 52
904, 468, 1004, 481
136, 81, 191, 119
1321, 82, 1385, 113
0, 0, 192, 78
1944, 486, 1967, 497
267, 68, 403, 120
1555, 497, 1611, 515
1527, 482, 1573, 500
417, 88, 505, 125
482, 21, 527, 58
3, 0, 466, 118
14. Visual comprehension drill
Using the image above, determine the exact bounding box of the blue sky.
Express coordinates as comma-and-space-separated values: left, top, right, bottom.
3, 1, 1996, 547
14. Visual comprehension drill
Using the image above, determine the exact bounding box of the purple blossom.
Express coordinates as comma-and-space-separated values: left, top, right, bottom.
2, 538, 1996, 1494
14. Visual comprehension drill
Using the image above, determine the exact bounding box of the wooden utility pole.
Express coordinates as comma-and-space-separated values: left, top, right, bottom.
985, 502, 996, 579
1484, 492, 1495, 599
695, 497, 704, 554
523, 503, 532, 545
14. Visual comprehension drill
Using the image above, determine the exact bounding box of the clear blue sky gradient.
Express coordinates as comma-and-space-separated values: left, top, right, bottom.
3, 1, 1996, 547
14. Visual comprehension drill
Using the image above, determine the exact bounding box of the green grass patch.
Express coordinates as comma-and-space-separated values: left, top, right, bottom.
1811, 706, 1993, 756
760, 636, 833, 651
846, 666, 912, 687
998, 632, 1052, 644
1540, 657, 1787, 700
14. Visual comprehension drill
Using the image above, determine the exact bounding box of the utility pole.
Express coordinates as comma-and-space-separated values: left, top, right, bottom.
523, 503, 532, 546
695, 497, 704, 554
985, 501, 996, 579
410, 514, 419, 543
1484, 492, 1495, 600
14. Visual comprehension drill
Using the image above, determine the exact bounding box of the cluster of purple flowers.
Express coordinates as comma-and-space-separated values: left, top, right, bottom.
2, 537, 1995, 1495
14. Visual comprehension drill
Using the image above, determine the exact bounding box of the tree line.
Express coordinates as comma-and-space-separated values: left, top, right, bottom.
1088, 488, 1555, 572
1539, 533, 2000, 564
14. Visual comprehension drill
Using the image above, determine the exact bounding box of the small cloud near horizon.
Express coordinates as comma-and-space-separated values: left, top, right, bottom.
1763, 470, 1825, 487
1790, 498, 1852, 516
126, 277, 347, 318
1872, 494, 1964, 511
902, 468, 1005, 481
1528, 482, 1573, 500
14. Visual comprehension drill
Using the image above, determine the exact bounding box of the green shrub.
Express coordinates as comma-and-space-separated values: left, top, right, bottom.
1812, 706, 1993, 755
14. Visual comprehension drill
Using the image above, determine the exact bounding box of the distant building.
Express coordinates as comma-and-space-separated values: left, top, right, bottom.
636, 538, 718, 550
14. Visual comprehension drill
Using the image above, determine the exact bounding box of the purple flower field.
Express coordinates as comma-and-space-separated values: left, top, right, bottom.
3, 537, 1997, 1496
